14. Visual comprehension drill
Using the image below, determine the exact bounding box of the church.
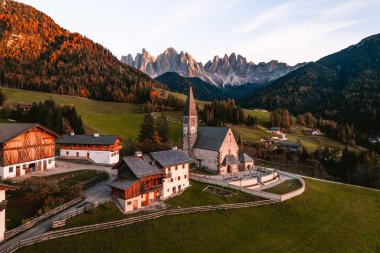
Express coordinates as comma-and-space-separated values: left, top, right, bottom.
182, 87, 254, 175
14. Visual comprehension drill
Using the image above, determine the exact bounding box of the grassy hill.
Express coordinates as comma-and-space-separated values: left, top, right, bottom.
18, 178, 380, 253
1, 88, 363, 152
1, 88, 181, 143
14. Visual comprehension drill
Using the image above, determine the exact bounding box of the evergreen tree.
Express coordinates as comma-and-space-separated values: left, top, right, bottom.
0, 89, 6, 106
139, 113, 155, 141
156, 113, 169, 142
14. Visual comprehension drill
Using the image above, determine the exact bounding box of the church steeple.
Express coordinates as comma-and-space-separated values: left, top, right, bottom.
184, 86, 197, 117
182, 86, 198, 155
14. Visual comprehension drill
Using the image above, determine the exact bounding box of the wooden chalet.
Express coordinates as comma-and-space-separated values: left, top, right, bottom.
109, 149, 192, 213
110, 154, 163, 212
56, 134, 122, 165
0, 123, 60, 179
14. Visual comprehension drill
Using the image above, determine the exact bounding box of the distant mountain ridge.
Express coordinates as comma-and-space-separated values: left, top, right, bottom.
122, 48, 305, 86
244, 33, 380, 134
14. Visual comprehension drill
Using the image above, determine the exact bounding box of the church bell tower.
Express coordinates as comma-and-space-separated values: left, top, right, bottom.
183, 86, 198, 156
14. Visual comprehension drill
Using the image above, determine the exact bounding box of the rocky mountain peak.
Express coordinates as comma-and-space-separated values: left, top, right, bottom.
121, 48, 305, 86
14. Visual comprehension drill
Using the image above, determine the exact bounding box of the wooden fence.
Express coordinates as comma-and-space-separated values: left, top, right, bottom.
51, 196, 113, 228
1, 199, 278, 253
4, 197, 82, 241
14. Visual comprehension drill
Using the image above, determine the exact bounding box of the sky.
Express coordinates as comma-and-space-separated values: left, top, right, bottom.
17, 0, 380, 65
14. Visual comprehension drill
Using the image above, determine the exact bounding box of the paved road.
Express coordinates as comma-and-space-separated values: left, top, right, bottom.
0, 161, 117, 252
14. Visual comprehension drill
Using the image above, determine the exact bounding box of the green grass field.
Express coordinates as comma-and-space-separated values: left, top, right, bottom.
18, 178, 380, 253
1, 88, 181, 144
263, 179, 303, 194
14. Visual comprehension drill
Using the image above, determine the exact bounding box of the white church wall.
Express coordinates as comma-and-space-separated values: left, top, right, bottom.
193, 149, 219, 172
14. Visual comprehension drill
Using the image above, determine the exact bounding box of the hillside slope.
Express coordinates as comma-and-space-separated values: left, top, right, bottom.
0, 0, 161, 103
244, 34, 380, 133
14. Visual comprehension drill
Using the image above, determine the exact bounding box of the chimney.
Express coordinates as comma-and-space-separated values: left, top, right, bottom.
135, 151, 143, 157
70, 132, 75, 136
94, 133, 100, 138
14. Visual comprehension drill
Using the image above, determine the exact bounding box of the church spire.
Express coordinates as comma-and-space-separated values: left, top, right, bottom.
184, 86, 197, 117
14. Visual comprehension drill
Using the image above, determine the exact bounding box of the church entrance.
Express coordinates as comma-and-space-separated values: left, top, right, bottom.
227, 165, 231, 173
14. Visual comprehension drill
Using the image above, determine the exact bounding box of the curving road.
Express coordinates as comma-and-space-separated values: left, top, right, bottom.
0, 161, 117, 252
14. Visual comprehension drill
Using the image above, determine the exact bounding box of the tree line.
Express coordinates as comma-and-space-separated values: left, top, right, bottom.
199, 99, 257, 127
1, 96, 85, 135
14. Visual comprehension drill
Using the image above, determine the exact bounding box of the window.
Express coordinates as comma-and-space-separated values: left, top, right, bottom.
168, 167, 171, 172
175, 166, 178, 171
66, 151, 69, 155
170, 178, 173, 183
76, 152, 79, 157
127, 201, 132, 205
9, 167, 14, 173
23, 165, 27, 170
184, 175, 187, 179
141, 195, 144, 198
167, 189, 169, 192
48, 159, 52, 164
182, 164, 185, 169
178, 176, 181, 180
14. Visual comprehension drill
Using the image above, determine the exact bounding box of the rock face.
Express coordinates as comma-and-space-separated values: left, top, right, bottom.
121, 48, 305, 86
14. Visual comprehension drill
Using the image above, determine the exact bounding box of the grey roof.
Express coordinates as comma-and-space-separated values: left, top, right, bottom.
149, 149, 193, 167
193, 127, 230, 151
108, 178, 136, 190
222, 154, 240, 165
56, 134, 120, 145
123, 156, 162, 178
279, 140, 301, 148
239, 153, 254, 163
0, 123, 60, 144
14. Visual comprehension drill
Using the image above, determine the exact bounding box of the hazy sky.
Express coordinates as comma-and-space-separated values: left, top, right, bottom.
17, 0, 380, 65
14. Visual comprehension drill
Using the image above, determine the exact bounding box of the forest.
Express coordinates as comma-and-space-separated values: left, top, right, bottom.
0, 1, 162, 103
0, 94, 84, 135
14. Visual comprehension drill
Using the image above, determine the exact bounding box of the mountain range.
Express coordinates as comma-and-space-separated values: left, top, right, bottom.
244, 33, 380, 134
122, 48, 305, 86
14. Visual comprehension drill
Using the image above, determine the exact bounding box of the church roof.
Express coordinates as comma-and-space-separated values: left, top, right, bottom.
222, 154, 240, 165
238, 153, 254, 163
193, 127, 230, 151
184, 86, 197, 116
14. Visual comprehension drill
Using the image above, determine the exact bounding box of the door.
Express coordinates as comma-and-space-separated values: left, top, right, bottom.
43, 161, 47, 171
16, 166, 21, 177
133, 200, 138, 210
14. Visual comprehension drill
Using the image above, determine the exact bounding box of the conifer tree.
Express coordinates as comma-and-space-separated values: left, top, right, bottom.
139, 113, 155, 141
156, 113, 169, 142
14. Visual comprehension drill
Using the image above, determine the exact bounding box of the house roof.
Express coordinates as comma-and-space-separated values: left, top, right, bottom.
193, 127, 230, 151
0, 123, 60, 144
239, 153, 254, 163
150, 149, 193, 167
222, 154, 240, 166
279, 140, 301, 148
56, 134, 120, 145
108, 178, 137, 190
184, 86, 197, 117
0, 182, 17, 190
123, 156, 162, 178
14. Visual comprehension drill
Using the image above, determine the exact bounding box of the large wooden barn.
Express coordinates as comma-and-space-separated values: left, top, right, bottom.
0, 123, 60, 179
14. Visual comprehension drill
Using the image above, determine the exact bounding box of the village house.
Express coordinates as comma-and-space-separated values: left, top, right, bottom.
0, 123, 60, 179
182, 86, 254, 175
56, 133, 122, 165
0, 182, 17, 242
278, 140, 302, 152
109, 149, 192, 213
